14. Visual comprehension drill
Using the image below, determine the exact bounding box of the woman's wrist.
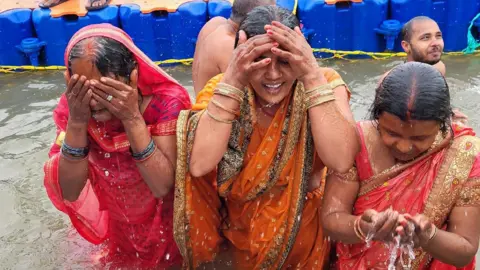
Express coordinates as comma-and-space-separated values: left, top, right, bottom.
300, 67, 328, 89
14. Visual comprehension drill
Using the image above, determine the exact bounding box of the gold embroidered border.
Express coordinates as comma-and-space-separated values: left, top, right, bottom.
411, 136, 480, 269
173, 109, 193, 269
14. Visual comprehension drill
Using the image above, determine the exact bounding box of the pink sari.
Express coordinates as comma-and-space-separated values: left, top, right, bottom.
43, 24, 191, 268
337, 123, 480, 270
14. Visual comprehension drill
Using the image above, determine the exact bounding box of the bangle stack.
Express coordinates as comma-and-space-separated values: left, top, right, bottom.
61, 142, 89, 161
305, 84, 336, 110
131, 139, 157, 162
354, 216, 367, 242
207, 82, 243, 124
214, 83, 245, 103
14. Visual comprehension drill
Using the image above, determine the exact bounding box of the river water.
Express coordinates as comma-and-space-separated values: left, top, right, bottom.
0, 56, 479, 269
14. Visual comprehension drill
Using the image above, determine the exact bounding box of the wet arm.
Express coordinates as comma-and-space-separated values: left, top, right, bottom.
124, 118, 176, 198
189, 93, 238, 177
422, 206, 480, 267
58, 121, 89, 202
321, 172, 364, 244
306, 74, 359, 173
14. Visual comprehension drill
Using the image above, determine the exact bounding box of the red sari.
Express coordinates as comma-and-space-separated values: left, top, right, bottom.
337, 123, 480, 270
43, 24, 191, 269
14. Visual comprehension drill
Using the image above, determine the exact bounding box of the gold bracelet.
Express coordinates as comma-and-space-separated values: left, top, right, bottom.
213, 88, 244, 103
205, 108, 234, 124
217, 82, 244, 94
305, 83, 332, 95
211, 99, 240, 117
306, 94, 336, 109
216, 83, 245, 101
305, 89, 335, 102
354, 217, 367, 241
428, 225, 438, 241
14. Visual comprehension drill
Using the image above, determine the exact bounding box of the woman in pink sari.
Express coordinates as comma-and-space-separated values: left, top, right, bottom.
322, 62, 480, 269
43, 24, 191, 268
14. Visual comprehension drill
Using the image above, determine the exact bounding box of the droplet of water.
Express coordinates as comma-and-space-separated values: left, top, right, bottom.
105, 153, 110, 158
105, 170, 110, 176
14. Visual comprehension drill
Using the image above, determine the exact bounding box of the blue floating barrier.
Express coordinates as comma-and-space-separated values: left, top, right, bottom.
0, 9, 35, 66
32, 6, 119, 66
207, 0, 232, 19
120, 0, 207, 62
374, 20, 403, 51
207, 0, 296, 20
298, 0, 388, 58
391, 0, 480, 52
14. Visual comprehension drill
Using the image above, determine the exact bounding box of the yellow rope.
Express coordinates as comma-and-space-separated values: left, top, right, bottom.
292, 0, 298, 15
1, 49, 479, 73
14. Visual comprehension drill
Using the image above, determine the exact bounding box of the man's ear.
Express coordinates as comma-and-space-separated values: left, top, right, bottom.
401, 40, 410, 54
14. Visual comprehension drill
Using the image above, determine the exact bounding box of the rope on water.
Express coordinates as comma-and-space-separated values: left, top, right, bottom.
463, 13, 480, 54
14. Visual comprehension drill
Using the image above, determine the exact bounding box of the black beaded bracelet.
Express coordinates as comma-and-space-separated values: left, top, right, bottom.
131, 139, 156, 161
61, 142, 89, 158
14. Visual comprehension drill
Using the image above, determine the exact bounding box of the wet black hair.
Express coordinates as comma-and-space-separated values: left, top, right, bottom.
371, 62, 453, 133
401, 16, 435, 42
230, 0, 275, 24
234, 5, 300, 48
67, 36, 137, 83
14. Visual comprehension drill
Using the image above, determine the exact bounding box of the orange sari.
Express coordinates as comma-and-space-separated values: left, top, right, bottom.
337, 123, 480, 270
174, 70, 349, 269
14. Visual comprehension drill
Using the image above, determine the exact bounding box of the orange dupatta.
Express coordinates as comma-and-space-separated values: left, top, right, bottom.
175, 69, 348, 269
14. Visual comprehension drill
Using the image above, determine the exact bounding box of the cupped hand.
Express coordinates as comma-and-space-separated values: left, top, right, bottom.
359, 208, 400, 243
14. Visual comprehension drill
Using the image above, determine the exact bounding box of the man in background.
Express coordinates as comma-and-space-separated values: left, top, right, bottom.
400, 16, 446, 75
192, 0, 275, 94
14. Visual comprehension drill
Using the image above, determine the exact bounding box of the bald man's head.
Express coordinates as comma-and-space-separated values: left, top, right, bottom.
401, 16, 444, 65
401, 16, 435, 42
230, 0, 276, 24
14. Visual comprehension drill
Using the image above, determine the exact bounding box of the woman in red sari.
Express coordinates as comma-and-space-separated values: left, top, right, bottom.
322, 62, 480, 269
43, 24, 191, 268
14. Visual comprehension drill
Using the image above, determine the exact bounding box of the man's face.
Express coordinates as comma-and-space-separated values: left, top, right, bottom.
403, 20, 444, 65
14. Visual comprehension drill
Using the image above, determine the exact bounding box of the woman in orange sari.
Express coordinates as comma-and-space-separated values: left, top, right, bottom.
43, 24, 191, 268
322, 62, 480, 269
174, 6, 359, 269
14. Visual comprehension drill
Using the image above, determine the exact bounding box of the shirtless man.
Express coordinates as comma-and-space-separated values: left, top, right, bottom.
192, 0, 275, 94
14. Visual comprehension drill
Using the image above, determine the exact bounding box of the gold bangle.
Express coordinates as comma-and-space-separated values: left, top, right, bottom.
211, 99, 240, 117
305, 83, 332, 95
305, 89, 335, 102
428, 225, 438, 241
217, 82, 244, 94
354, 217, 367, 241
205, 108, 234, 124
306, 94, 336, 109
213, 88, 244, 103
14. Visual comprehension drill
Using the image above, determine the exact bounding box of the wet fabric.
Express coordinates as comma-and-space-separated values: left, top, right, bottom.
43, 24, 191, 268
175, 69, 348, 269
337, 123, 480, 270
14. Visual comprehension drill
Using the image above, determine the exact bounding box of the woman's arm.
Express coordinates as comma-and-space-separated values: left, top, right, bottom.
189, 33, 275, 177
307, 73, 359, 173
322, 169, 401, 244
321, 170, 363, 244
124, 118, 176, 198
58, 121, 90, 202
415, 206, 480, 267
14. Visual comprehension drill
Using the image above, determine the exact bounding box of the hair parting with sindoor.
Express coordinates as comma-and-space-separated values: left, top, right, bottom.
67, 36, 137, 84
371, 62, 453, 134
